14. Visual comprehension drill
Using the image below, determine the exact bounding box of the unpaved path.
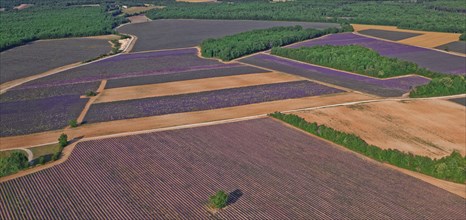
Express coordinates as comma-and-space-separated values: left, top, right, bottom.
295, 99, 466, 158
95, 72, 302, 103
0, 92, 373, 150
75, 80, 107, 124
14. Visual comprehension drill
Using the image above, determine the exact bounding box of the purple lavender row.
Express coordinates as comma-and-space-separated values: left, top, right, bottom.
257, 54, 430, 90
97, 48, 198, 63
85, 80, 342, 123
0, 95, 87, 136
290, 33, 466, 75
19, 63, 243, 90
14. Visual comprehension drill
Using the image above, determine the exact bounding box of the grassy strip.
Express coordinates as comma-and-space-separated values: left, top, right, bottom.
269, 112, 466, 184
271, 46, 466, 97
0, 144, 63, 178
201, 24, 352, 61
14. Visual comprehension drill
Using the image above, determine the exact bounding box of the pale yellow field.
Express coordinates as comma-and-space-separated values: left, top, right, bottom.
352, 24, 461, 48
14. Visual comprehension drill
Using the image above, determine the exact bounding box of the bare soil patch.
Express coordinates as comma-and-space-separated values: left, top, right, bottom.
95, 72, 301, 103
295, 99, 466, 158
127, 14, 150, 23
0, 92, 373, 150
122, 6, 161, 14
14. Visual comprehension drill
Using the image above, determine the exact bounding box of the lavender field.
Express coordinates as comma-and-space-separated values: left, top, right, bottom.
1, 119, 464, 219
85, 81, 342, 123
0, 95, 87, 136
240, 54, 430, 97
289, 33, 466, 75
18, 48, 243, 89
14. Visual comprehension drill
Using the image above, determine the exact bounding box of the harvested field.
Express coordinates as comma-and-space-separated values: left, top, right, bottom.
96, 72, 301, 103
239, 53, 430, 97
435, 41, 466, 54
1, 118, 465, 219
353, 24, 462, 48
117, 19, 339, 52
295, 99, 466, 158
105, 65, 268, 88
85, 81, 343, 123
0, 95, 87, 136
449, 97, 466, 106
18, 48, 242, 89
0, 38, 111, 84
290, 33, 466, 75
358, 29, 422, 41
0, 92, 372, 150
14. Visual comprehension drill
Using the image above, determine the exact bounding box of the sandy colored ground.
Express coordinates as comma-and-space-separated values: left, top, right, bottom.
122, 6, 162, 14
274, 119, 466, 198
295, 99, 466, 158
0, 92, 373, 150
353, 24, 462, 49
75, 80, 107, 124
176, 0, 217, 2
95, 72, 302, 103
128, 15, 151, 23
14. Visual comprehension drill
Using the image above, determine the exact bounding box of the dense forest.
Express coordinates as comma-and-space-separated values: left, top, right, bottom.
146, 0, 466, 33
0, 6, 123, 51
272, 45, 421, 78
269, 112, 466, 184
201, 26, 350, 61
271, 45, 466, 97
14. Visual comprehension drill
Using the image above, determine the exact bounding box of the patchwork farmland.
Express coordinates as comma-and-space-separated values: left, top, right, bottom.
1, 6, 466, 219
1, 119, 465, 219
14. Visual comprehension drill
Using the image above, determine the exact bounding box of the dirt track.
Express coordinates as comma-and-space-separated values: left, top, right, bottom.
295, 99, 466, 158
0, 92, 372, 150
95, 72, 301, 103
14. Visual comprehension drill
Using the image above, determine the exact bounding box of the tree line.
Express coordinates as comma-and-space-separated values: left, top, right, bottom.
201, 25, 352, 61
271, 45, 466, 97
146, 1, 466, 33
0, 6, 124, 51
269, 112, 466, 184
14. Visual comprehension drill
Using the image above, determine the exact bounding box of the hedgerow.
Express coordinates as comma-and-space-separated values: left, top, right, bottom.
269, 112, 466, 183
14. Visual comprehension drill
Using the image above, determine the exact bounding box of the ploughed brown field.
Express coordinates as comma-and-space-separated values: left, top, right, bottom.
1, 118, 464, 219
295, 99, 466, 158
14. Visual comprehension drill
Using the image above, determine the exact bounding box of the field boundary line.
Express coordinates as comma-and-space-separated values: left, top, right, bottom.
74, 80, 107, 125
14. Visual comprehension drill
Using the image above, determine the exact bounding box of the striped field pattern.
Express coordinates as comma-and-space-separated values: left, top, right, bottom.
1, 118, 465, 219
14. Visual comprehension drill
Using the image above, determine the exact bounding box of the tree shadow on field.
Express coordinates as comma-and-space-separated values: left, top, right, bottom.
227, 189, 243, 205
69, 136, 84, 144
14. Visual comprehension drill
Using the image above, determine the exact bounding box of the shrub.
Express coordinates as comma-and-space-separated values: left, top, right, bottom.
58, 133, 68, 148
0, 151, 29, 177
68, 119, 78, 128
209, 190, 229, 209
85, 90, 97, 97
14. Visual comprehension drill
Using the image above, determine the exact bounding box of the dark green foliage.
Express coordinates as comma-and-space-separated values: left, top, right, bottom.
0, 6, 121, 51
209, 190, 229, 209
85, 90, 98, 97
68, 119, 78, 128
0, 151, 29, 177
272, 45, 422, 78
460, 33, 466, 41
147, 1, 466, 33
269, 112, 466, 183
201, 26, 346, 61
58, 133, 68, 148
410, 75, 466, 98
271, 45, 466, 97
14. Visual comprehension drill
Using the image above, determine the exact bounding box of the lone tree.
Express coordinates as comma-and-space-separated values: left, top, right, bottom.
58, 133, 68, 148
68, 119, 78, 128
209, 190, 229, 209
